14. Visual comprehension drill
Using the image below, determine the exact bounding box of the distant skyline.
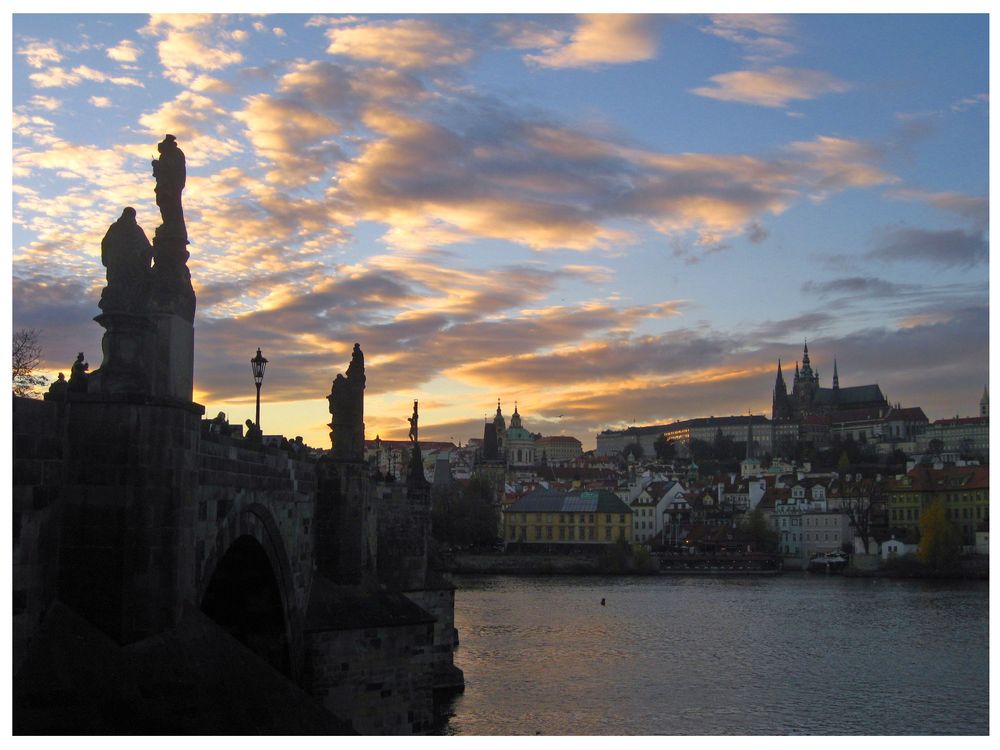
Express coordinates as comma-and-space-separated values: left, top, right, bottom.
11, 11, 989, 450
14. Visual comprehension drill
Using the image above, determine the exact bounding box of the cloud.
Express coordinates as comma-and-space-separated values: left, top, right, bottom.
106, 39, 142, 62
233, 94, 343, 187
138, 91, 244, 163
887, 187, 988, 230
752, 313, 836, 340
28, 65, 143, 89
141, 14, 245, 85
867, 227, 987, 268
29, 95, 60, 111
17, 41, 62, 68
786, 135, 896, 193
89, 96, 112, 108
951, 93, 988, 112
700, 14, 797, 62
692, 66, 850, 108
325, 19, 473, 69
524, 14, 667, 69
801, 277, 910, 298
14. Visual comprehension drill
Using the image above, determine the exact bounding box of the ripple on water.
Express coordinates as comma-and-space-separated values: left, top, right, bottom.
444, 573, 988, 735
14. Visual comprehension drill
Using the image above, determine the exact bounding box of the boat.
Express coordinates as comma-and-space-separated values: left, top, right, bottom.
808, 551, 849, 572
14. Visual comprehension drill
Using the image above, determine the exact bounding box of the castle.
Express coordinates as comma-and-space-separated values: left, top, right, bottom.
771, 342, 889, 422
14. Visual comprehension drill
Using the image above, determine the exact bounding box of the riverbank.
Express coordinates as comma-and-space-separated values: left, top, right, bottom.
448, 553, 779, 576
843, 555, 988, 580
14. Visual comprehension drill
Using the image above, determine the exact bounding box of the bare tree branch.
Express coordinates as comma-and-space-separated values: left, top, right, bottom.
12, 328, 49, 397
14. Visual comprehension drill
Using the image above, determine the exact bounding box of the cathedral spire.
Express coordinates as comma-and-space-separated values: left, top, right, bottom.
833, 357, 840, 390
981, 384, 989, 417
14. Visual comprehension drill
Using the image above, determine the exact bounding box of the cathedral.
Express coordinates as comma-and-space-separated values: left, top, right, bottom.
772, 342, 889, 422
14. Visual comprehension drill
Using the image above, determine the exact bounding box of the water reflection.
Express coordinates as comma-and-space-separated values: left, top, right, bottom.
440, 574, 988, 735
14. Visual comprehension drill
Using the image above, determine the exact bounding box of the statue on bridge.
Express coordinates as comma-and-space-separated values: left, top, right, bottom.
328, 343, 366, 460
407, 400, 418, 443
152, 134, 186, 237
99, 207, 152, 314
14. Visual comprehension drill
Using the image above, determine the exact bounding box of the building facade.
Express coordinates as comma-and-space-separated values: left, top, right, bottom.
503, 489, 633, 548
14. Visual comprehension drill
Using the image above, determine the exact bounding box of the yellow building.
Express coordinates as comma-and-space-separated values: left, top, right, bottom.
885, 465, 989, 547
503, 489, 633, 548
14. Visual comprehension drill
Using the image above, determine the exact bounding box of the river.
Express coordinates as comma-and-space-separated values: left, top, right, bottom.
438, 573, 989, 735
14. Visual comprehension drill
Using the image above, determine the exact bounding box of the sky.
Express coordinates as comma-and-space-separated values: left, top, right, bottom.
9, 8, 990, 450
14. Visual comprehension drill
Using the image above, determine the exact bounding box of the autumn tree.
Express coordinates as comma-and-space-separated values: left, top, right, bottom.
918, 500, 962, 570
12, 328, 48, 397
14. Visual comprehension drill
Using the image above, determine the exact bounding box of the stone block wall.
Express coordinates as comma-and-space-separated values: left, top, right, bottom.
374, 481, 428, 590
12, 398, 65, 670
303, 620, 436, 735
403, 585, 462, 690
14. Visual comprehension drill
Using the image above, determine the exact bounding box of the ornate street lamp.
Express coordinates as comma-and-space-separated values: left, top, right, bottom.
251, 347, 268, 432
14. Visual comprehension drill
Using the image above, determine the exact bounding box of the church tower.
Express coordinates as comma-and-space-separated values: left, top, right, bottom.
493, 399, 507, 457
772, 360, 791, 420
980, 385, 989, 417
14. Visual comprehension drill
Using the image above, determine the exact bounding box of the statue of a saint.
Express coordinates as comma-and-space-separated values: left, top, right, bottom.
99, 207, 152, 313
151, 134, 186, 232
68, 353, 89, 393
407, 400, 419, 443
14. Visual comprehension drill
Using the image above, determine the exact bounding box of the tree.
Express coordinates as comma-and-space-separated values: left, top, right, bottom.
918, 501, 962, 570
621, 442, 644, 461
431, 473, 500, 548
653, 435, 676, 462
740, 507, 778, 553
12, 328, 48, 397
840, 478, 884, 555
689, 438, 713, 462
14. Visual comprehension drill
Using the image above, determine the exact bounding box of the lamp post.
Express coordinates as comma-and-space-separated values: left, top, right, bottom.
251, 347, 268, 432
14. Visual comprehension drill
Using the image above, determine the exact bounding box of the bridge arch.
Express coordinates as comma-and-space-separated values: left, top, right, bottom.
198, 502, 301, 679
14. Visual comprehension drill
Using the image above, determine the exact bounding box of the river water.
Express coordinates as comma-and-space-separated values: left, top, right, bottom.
439, 573, 989, 735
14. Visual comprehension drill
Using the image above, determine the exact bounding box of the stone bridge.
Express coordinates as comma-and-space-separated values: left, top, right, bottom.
12, 136, 461, 735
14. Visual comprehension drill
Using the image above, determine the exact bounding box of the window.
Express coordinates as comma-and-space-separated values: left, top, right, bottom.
606, 514, 611, 522
589, 527, 596, 541
559, 526, 565, 541
569, 527, 575, 541
605, 527, 612, 540
546, 526, 553, 540
620, 514, 626, 523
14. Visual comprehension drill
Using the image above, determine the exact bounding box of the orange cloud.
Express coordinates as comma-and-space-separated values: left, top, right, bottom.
525, 14, 666, 69
325, 19, 472, 69
692, 66, 850, 108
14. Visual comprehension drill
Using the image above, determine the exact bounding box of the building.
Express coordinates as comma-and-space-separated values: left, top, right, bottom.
502, 488, 633, 549
885, 465, 989, 548
914, 416, 989, 460
631, 479, 684, 545
504, 403, 537, 468
535, 435, 583, 464
595, 424, 672, 457
772, 342, 889, 422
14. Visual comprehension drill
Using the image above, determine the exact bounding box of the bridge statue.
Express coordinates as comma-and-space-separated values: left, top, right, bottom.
99, 207, 152, 314
152, 134, 186, 236
408, 400, 418, 442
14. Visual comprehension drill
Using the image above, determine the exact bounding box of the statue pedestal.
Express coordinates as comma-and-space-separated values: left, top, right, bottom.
89, 312, 155, 396
149, 312, 194, 402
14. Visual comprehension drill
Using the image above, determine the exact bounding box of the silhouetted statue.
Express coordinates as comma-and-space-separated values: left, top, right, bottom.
244, 418, 262, 444
68, 353, 89, 393
151, 134, 186, 234
99, 207, 152, 314
328, 343, 366, 460
46, 372, 67, 399
408, 400, 419, 443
